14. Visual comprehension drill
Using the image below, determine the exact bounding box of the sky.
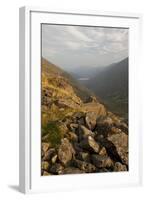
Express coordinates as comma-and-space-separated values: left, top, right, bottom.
42, 24, 128, 71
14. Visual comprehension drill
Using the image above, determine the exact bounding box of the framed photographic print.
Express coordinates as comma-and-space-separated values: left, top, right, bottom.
19, 7, 142, 193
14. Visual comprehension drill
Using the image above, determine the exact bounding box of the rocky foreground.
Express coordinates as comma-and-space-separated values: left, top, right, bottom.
41, 109, 128, 175
41, 58, 128, 176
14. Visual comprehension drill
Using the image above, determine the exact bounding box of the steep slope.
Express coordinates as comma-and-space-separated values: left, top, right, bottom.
86, 58, 128, 120
42, 58, 94, 102
41, 57, 128, 176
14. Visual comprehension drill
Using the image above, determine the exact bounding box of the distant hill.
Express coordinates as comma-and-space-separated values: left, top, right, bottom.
85, 58, 128, 120
69, 65, 105, 80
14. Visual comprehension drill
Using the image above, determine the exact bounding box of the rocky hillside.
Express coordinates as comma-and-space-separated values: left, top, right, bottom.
41, 58, 128, 176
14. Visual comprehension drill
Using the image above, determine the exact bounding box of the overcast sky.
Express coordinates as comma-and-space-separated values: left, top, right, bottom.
42, 24, 128, 71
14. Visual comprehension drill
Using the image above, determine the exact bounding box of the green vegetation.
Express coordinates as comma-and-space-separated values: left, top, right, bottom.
42, 122, 62, 147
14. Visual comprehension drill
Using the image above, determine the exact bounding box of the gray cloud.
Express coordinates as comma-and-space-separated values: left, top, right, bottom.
42, 24, 128, 70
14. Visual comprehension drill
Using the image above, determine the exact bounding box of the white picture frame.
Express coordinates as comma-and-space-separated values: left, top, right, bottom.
19, 6, 143, 194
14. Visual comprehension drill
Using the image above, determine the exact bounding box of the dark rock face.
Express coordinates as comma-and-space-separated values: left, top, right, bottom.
78, 125, 95, 141
43, 148, 56, 161
61, 167, 84, 174
107, 132, 128, 165
49, 163, 64, 174
79, 136, 100, 153
72, 159, 96, 173
91, 155, 113, 168
76, 152, 90, 162
66, 131, 78, 142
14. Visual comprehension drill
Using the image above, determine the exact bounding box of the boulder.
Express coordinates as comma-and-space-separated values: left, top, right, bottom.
98, 168, 109, 173
78, 125, 95, 141
57, 122, 68, 137
114, 123, 128, 134
79, 136, 100, 153
76, 152, 90, 162
95, 137, 123, 163
111, 127, 123, 134
51, 154, 58, 164
69, 123, 79, 132
78, 117, 85, 125
114, 162, 127, 172
42, 142, 50, 153
95, 123, 111, 137
73, 159, 96, 173
102, 117, 113, 126
62, 117, 73, 126
73, 143, 83, 153
73, 112, 85, 119
66, 131, 78, 142
41, 150, 44, 158
85, 112, 98, 130
91, 154, 113, 168
41, 161, 49, 171
107, 132, 128, 165
99, 147, 107, 156
56, 99, 76, 109
49, 163, 64, 174
58, 138, 75, 165
42, 171, 52, 176
43, 148, 56, 161
61, 167, 84, 174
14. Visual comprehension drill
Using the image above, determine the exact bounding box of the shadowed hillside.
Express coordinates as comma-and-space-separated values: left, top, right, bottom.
85, 58, 128, 121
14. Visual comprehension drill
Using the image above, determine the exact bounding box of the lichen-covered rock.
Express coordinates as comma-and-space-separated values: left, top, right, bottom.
73, 159, 96, 173
42, 142, 50, 153
102, 117, 113, 126
43, 148, 56, 161
49, 163, 64, 174
66, 131, 78, 142
61, 167, 84, 174
41, 161, 49, 171
78, 125, 95, 141
51, 154, 58, 164
73, 142, 83, 153
114, 162, 127, 171
42, 171, 52, 176
76, 152, 90, 162
79, 136, 100, 153
91, 155, 113, 168
69, 123, 79, 132
58, 138, 75, 165
99, 147, 107, 156
85, 112, 98, 130
107, 132, 128, 165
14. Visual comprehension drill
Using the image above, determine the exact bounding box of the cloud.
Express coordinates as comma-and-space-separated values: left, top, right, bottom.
66, 26, 93, 42
42, 24, 128, 69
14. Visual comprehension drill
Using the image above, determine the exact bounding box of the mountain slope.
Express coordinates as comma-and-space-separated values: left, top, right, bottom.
86, 58, 128, 120
42, 58, 94, 102
41, 57, 128, 175
41, 58, 104, 125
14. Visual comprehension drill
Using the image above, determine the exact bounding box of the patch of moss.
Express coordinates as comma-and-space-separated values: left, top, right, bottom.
42, 122, 62, 147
